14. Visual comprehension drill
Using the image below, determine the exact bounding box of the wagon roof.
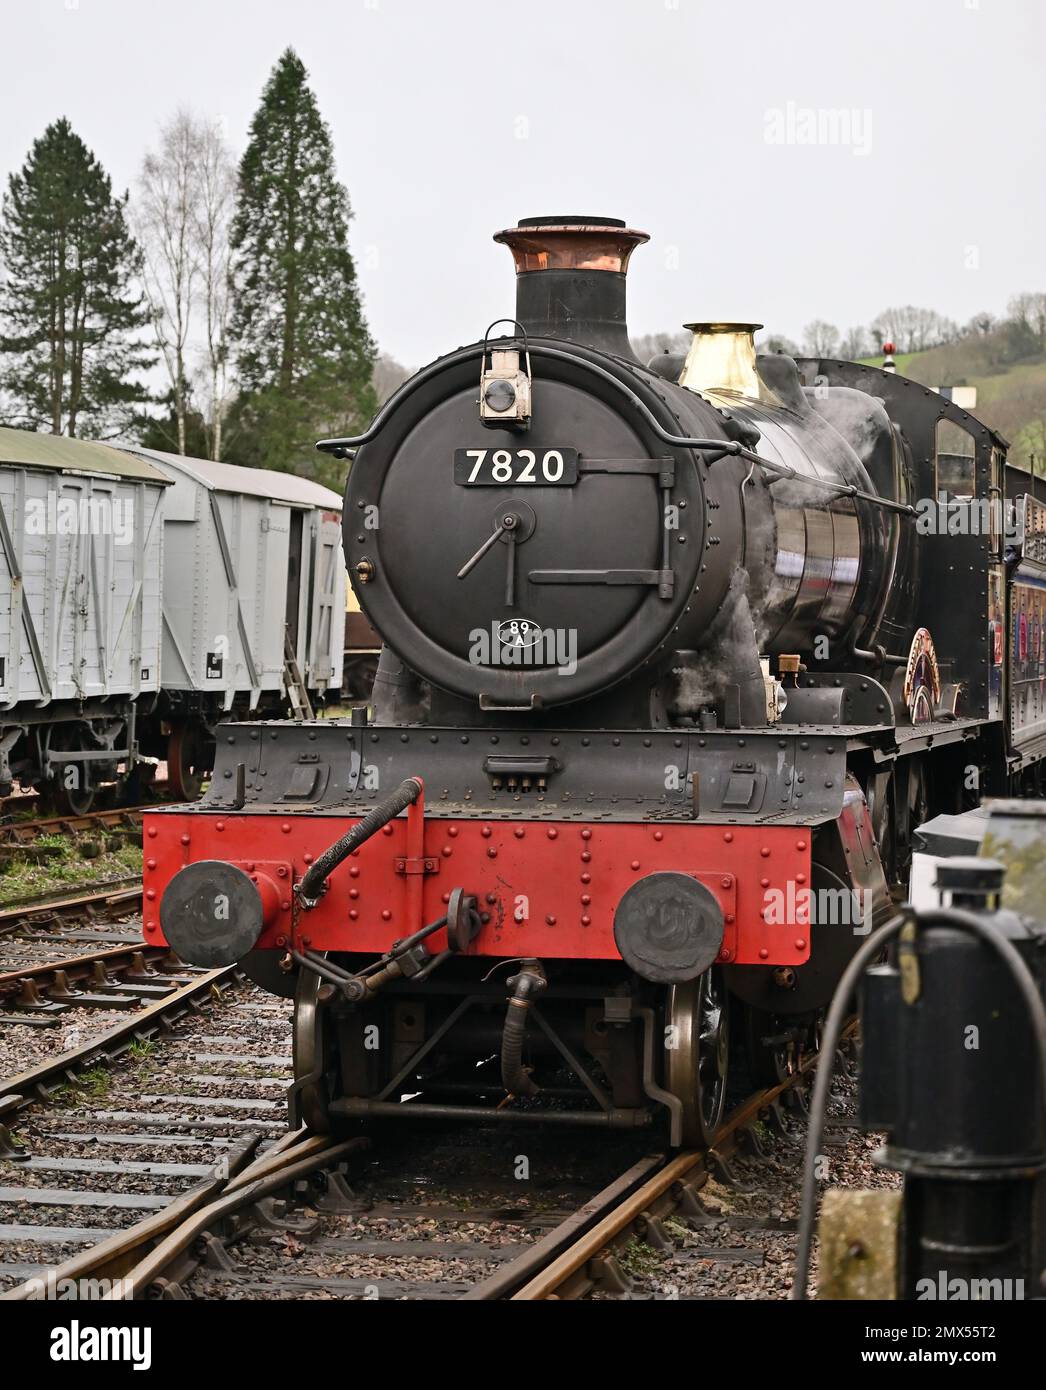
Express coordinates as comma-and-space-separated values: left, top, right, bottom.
126, 446, 343, 510
0, 427, 171, 483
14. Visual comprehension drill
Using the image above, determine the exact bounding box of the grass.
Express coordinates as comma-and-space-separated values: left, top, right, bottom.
858, 347, 1046, 471
618, 1237, 664, 1278
0, 831, 142, 906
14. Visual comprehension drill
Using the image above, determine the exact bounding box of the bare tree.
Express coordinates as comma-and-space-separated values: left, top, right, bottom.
136, 112, 201, 454
371, 353, 413, 405
803, 320, 840, 357
190, 120, 236, 461
1007, 292, 1046, 350
840, 326, 868, 360
758, 333, 801, 357
135, 112, 236, 460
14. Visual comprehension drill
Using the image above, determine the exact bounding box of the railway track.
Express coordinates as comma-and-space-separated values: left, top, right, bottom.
0, 1029, 854, 1301
0, 976, 288, 1293
0, 805, 148, 851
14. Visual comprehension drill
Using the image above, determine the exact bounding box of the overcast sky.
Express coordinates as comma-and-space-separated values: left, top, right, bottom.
4, 0, 1043, 366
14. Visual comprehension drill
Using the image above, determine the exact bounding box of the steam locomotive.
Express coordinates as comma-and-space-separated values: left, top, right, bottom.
147, 216, 1046, 1145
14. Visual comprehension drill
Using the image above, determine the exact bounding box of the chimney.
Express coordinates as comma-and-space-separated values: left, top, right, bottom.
493, 216, 649, 360
678, 322, 765, 399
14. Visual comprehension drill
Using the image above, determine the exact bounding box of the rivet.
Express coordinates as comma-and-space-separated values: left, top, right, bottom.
581, 828, 592, 840
760, 877, 770, 887
442, 892, 451, 903
795, 938, 806, 950
482, 826, 492, 838
349, 865, 359, 877
382, 909, 392, 921
631, 860, 640, 870
720, 876, 731, 888
144, 921, 157, 934
146, 858, 156, 870
653, 830, 664, 841
281, 823, 291, 834
546, 914, 557, 925
760, 846, 770, 858
146, 889, 156, 900
796, 873, 806, 884
759, 947, 769, 960
723, 831, 733, 843
216, 821, 225, 832
442, 846, 453, 857
180, 834, 190, 845
350, 889, 359, 899
581, 851, 591, 863
796, 839, 807, 850
281, 900, 290, 911
581, 915, 591, 926
147, 827, 157, 838
547, 828, 558, 840
349, 909, 358, 920
448, 826, 459, 838
382, 825, 394, 836
581, 894, 591, 905
487, 847, 498, 859
304, 852, 314, 865
514, 828, 525, 838
581, 872, 591, 884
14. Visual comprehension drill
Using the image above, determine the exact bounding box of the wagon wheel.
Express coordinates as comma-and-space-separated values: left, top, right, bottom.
54, 772, 96, 816
48, 726, 96, 815
665, 969, 730, 1146
167, 723, 208, 802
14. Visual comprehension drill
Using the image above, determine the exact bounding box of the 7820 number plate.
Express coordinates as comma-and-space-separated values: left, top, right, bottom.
454, 447, 578, 486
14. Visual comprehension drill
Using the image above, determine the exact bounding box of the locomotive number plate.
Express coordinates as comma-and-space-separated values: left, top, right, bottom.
454, 447, 579, 486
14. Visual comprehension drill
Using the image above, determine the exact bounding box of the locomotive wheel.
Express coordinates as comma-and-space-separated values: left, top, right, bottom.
292, 964, 340, 1134
167, 723, 208, 802
864, 771, 897, 890
742, 1005, 793, 1088
665, 969, 729, 1146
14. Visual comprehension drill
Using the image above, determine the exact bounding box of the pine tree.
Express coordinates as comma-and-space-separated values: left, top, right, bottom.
229, 48, 376, 484
0, 119, 154, 437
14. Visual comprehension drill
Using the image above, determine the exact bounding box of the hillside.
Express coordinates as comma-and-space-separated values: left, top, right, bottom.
859, 344, 1046, 472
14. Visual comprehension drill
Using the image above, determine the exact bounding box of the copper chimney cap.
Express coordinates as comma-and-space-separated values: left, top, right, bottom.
494, 216, 650, 274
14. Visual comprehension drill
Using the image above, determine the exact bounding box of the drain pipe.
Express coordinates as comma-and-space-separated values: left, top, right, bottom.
502, 959, 547, 1098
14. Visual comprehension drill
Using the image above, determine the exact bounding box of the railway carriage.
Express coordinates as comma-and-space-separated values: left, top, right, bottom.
0, 432, 347, 808
147, 215, 1045, 1145
0, 429, 169, 810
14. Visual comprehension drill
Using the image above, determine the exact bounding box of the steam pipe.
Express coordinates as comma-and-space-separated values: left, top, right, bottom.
297, 776, 423, 908
317, 344, 917, 518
